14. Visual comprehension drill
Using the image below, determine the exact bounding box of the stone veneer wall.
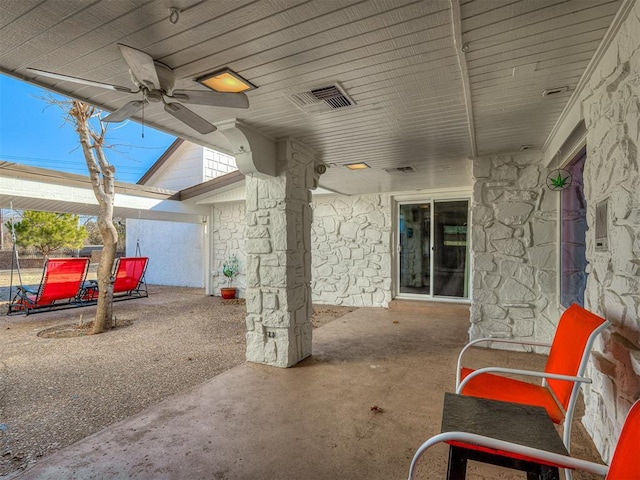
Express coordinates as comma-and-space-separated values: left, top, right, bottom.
311, 194, 392, 307
211, 202, 246, 297
579, 2, 640, 461
470, 151, 559, 346
209, 194, 392, 307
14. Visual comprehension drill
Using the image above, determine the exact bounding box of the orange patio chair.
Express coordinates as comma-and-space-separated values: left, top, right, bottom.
455, 303, 609, 450
408, 398, 640, 480
8, 257, 89, 315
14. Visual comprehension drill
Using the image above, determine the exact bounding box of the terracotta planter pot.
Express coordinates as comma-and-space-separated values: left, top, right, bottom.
220, 287, 237, 300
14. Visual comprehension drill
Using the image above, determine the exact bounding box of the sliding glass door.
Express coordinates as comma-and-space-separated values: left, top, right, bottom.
398, 199, 469, 299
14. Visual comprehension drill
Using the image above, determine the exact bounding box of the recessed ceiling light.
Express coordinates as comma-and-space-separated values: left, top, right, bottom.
345, 162, 370, 170
512, 63, 537, 77
196, 68, 256, 93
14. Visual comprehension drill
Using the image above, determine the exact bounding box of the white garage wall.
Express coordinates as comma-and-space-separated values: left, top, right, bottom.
126, 218, 204, 288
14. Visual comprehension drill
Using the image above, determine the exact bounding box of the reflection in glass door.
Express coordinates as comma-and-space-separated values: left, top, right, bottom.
398, 200, 469, 299
399, 204, 431, 294
433, 200, 469, 298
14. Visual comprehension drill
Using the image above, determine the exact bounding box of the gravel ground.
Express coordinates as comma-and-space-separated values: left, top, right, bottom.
0, 269, 354, 478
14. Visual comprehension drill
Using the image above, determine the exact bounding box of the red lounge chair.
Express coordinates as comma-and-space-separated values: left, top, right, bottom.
113, 256, 148, 298
455, 303, 609, 450
8, 258, 89, 315
82, 257, 148, 301
408, 398, 640, 480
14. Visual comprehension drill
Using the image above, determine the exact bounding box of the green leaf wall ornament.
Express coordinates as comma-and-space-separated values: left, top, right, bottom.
546, 169, 573, 191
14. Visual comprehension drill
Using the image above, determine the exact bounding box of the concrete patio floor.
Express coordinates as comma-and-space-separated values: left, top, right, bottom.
14, 301, 603, 480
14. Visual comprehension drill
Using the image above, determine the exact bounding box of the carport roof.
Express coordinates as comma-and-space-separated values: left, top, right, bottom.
0, 161, 209, 223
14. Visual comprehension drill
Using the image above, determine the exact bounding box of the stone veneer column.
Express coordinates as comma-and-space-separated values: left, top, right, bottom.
244, 139, 320, 367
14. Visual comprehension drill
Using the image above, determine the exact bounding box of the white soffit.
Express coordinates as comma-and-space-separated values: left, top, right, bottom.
0, 0, 624, 195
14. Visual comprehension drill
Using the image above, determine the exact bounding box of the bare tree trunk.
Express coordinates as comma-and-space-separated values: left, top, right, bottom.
70, 101, 117, 334
95, 216, 117, 332
92, 142, 118, 333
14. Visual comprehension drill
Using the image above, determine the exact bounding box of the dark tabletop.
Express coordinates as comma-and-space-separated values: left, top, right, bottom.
441, 392, 568, 456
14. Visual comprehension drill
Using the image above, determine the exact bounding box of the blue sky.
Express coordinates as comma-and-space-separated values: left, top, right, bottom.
0, 74, 176, 184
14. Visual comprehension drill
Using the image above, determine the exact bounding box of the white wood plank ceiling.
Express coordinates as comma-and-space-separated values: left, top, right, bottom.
0, 0, 623, 195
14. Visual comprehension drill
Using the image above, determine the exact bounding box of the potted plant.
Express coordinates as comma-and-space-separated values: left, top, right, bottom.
220, 254, 240, 299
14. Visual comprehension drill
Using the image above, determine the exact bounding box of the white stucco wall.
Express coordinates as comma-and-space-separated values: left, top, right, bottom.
311, 194, 392, 307
127, 218, 204, 288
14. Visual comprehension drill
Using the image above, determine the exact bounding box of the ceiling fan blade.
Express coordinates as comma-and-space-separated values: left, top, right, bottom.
117, 43, 160, 90
163, 102, 216, 134
103, 100, 148, 123
26, 68, 138, 93
171, 89, 249, 109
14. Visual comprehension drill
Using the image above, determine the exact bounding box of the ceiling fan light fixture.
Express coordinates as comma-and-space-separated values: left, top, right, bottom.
196, 68, 256, 93
345, 162, 370, 170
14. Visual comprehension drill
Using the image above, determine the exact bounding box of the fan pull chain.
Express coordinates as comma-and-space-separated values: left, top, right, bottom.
141, 101, 145, 138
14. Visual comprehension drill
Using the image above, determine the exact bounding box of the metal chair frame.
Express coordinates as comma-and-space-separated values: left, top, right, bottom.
408, 399, 640, 480
455, 304, 610, 450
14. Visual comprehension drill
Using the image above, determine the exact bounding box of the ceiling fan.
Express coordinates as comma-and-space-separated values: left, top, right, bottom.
27, 44, 250, 134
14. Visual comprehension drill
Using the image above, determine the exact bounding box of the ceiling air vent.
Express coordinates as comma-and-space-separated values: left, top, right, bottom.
384, 166, 417, 175
310, 86, 352, 109
286, 83, 355, 114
